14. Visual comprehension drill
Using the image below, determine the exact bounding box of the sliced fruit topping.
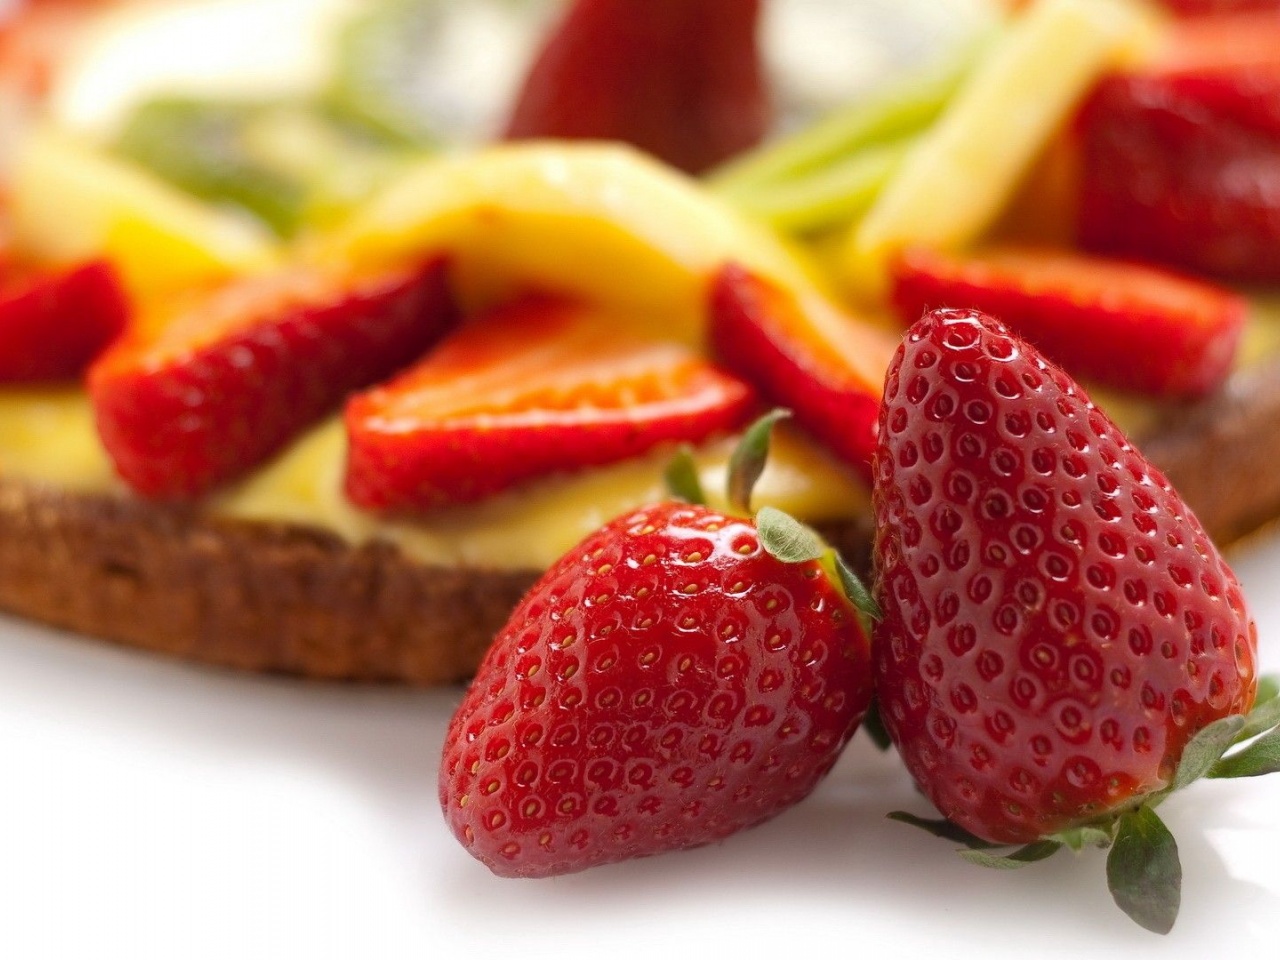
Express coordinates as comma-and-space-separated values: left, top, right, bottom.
1157, 0, 1280, 14
344, 296, 757, 512
709, 31, 990, 236
708, 263, 897, 478
439, 413, 876, 877
0, 258, 129, 382
872, 307, 1263, 933
89, 257, 457, 499
1076, 12, 1280, 281
10, 128, 280, 301
319, 142, 817, 344
845, 0, 1152, 296
113, 97, 308, 238
890, 245, 1248, 398
112, 95, 409, 238
503, 0, 769, 174
324, 0, 441, 147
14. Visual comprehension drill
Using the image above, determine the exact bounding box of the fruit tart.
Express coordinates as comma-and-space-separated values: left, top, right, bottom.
0, 0, 1278, 689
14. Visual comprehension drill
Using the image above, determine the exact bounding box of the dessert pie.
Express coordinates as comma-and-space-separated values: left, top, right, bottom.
0, 0, 1276, 685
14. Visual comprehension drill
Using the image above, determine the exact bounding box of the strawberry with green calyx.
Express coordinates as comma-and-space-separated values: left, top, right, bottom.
872, 308, 1266, 934
438, 411, 879, 878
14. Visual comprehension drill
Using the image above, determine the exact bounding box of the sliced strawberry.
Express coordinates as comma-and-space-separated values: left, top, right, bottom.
0, 258, 129, 381
890, 245, 1247, 399
1158, 1, 1280, 22
1076, 13, 1280, 281
502, 0, 770, 174
344, 297, 757, 511
708, 264, 897, 479
89, 258, 457, 499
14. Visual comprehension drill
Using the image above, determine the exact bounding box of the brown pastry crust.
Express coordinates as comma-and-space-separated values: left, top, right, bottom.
0, 356, 1276, 685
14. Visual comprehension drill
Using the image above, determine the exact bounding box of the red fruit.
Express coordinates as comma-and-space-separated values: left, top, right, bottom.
439, 500, 873, 878
873, 308, 1257, 847
0, 259, 129, 381
1157, 1, 1280, 19
89, 257, 457, 499
890, 245, 1247, 399
708, 263, 897, 478
345, 297, 757, 511
1077, 13, 1280, 281
503, 0, 770, 174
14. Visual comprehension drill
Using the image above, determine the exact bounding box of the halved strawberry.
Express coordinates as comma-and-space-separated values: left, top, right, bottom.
1076, 12, 1280, 281
0, 258, 129, 382
89, 257, 457, 499
890, 245, 1247, 398
502, 0, 769, 174
707, 263, 897, 479
344, 297, 757, 511
1158, 0, 1280, 15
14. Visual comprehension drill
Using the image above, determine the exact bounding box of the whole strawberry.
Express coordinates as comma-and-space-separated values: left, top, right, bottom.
439, 420, 874, 877
873, 308, 1272, 934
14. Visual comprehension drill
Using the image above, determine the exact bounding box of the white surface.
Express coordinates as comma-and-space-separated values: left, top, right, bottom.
1, 531, 1279, 959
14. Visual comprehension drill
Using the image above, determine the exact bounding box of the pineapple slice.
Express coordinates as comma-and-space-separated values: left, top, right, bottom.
845, 0, 1158, 298
9, 128, 280, 301
318, 142, 823, 345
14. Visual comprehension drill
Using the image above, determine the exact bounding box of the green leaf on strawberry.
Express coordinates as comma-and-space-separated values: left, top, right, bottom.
663, 445, 707, 506
726, 407, 791, 514
1106, 807, 1181, 936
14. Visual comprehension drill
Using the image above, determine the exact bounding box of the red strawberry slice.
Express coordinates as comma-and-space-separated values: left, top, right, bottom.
89, 257, 457, 499
890, 245, 1247, 399
1076, 13, 1280, 281
345, 297, 757, 511
439, 497, 873, 878
0, 258, 129, 382
708, 263, 897, 479
1158, 0, 1280, 15
873, 307, 1263, 933
502, 0, 770, 174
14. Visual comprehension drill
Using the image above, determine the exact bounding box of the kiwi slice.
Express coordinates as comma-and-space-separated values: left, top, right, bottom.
114, 97, 309, 236
325, 0, 443, 147
114, 96, 411, 236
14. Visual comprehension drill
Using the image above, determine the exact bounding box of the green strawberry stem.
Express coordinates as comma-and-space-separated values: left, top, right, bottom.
890, 677, 1280, 934
713, 409, 880, 628
663, 445, 707, 505
726, 408, 791, 514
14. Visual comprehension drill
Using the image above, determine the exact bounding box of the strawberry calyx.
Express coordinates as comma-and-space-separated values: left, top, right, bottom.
890, 678, 1280, 934
665, 408, 882, 635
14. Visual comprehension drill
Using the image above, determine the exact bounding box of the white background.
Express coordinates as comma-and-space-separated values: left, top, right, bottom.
2, 529, 1279, 959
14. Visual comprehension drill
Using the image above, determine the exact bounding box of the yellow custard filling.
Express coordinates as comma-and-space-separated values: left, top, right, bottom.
0, 391, 867, 571
2, 296, 1276, 571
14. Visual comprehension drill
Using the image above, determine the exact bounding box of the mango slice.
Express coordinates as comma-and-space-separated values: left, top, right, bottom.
318, 142, 822, 345
10, 128, 280, 301
846, 0, 1157, 298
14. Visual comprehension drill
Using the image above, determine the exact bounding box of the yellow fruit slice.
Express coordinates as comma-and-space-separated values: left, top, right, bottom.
9, 128, 281, 301
317, 142, 822, 345
846, 0, 1158, 298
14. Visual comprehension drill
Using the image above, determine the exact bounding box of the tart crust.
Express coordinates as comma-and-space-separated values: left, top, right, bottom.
0, 356, 1277, 685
